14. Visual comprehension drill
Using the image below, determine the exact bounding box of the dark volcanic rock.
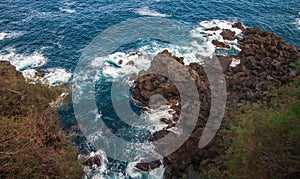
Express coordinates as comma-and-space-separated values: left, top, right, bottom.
217, 55, 234, 72
132, 49, 196, 106
135, 159, 162, 171
159, 49, 185, 65
220, 29, 236, 41
149, 130, 170, 142
232, 22, 245, 32
161, 118, 173, 124
83, 154, 102, 169
206, 26, 220, 31
212, 40, 230, 49
131, 25, 299, 179
132, 73, 179, 105
118, 60, 123, 65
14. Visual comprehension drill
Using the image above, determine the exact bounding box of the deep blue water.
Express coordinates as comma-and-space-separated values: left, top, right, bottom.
1, 0, 299, 178
1, 0, 299, 72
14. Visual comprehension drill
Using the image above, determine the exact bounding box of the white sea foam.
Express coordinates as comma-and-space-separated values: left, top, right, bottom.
193, 20, 243, 54
0, 48, 71, 86
199, 20, 243, 35
230, 58, 240, 67
0, 49, 47, 71
43, 68, 72, 86
92, 52, 152, 81
139, 43, 204, 65
22, 68, 72, 86
0, 32, 5, 40
296, 18, 300, 29
126, 160, 165, 179
92, 44, 202, 84
140, 105, 174, 133
22, 69, 40, 83
59, 7, 76, 13
0, 31, 24, 40
81, 150, 108, 179
126, 161, 142, 178
92, 20, 243, 81
136, 7, 169, 17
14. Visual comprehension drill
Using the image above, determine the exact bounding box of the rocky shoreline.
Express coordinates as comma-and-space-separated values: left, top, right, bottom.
131, 24, 299, 177
1, 22, 299, 178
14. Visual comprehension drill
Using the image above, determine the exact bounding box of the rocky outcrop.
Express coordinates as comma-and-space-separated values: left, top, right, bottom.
131, 24, 299, 178
226, 26, 299, 102
220, 29, 236, 41
232, 22, 245, 31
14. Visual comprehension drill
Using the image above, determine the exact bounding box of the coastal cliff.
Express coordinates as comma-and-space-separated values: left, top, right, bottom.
0, 61, 83, 178
1, 24, 299, 178
132, 25, 300, 178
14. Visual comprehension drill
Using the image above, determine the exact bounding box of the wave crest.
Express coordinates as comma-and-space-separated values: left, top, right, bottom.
136, 7, 169, 17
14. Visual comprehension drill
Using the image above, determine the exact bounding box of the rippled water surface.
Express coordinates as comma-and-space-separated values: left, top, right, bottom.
1, 0, 299, 178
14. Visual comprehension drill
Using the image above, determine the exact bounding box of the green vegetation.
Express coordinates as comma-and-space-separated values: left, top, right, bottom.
203, 77, 300, 178
0, 62, 84, 178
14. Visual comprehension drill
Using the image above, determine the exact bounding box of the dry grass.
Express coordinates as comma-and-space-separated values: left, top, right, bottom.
0, 61, 83, 178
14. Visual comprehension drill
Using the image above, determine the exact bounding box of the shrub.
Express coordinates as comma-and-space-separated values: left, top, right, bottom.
0, 61, 84, 178
225, 78, 300, 178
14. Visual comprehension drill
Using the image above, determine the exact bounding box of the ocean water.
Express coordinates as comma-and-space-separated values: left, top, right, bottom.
1, 0, 299, 178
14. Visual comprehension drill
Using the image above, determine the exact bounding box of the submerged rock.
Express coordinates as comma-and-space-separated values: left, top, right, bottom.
206, 26, 220, 31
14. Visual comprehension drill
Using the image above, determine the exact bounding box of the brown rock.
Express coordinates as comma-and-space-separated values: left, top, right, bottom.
232, 22, 245, 32
131, 33, 300, 177
36, 71, 45, 78
149, 130, 170, 141
161, 118, 173, 124
212, 40, 230, 49
217, 55, 234, 72
83, 155, 101, 169
220, 29, 236, 41
243, 26, 262, 35
206, 26, 220, 31
135, 159, 162, 171
158, 50, 184, 65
